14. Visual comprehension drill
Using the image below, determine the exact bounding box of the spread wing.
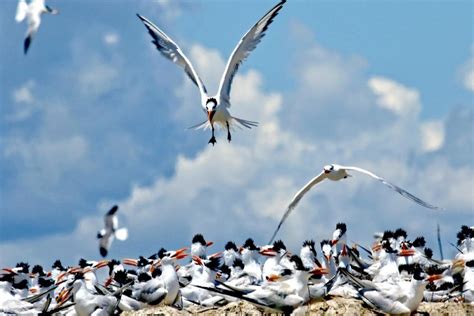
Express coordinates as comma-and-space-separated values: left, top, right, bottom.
268, 171, 327, 244
217, 0, 286, 107
137, 14, 208, 105
342, 166, 443, 210
15, 0, 28, 22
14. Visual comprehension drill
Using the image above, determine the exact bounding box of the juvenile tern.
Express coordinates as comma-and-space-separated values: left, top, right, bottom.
269, 163, 442, 243
15, 0, 58, 54
137, 0, 286, 145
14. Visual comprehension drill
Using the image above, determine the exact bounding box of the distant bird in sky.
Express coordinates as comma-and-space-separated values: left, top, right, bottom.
269, 163, 442, 243
15, 0, 59, 54
97, 205, 128, 257
137, 0, 286, 145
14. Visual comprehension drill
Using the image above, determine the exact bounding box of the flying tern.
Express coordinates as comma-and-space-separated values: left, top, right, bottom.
269, 163, 443, 243
137, 0, 286, 145
97, 205, 128, 257
15, 0, 58, 54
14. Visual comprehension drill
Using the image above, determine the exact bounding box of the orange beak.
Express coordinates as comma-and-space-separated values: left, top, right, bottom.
29, 288, 38, 294
398, 249, 416, 257
266, 274, 281, 282
330, 240, 338, 247
207, 110, 215, 123
104, 277, 113, 287
426, 274, 443, 282
122, 259, 138, 266
57, 287, 72, 305
239, 246, 244, 254
94, 260, 109, 269
206, 241, 214, 247
55, 272, 67, 283
150, 260, 161, 273
172, 247, 188, 260
260, 248, 277, 257
311, 267, 329, 275
372, 244, 382, 252
209, 251, 222, 259
192, 255, 203, 266
2, 268, 16, 274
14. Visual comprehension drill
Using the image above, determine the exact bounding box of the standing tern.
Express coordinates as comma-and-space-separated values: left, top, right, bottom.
137, 0, 286, 145
97, 205, 128, 257
15, 0, 59, 54
269, 163, 443, 243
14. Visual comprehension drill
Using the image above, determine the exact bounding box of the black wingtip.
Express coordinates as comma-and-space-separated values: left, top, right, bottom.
100, 247, 108, 257
24, 36, 31, 55
107, 205, 119, 215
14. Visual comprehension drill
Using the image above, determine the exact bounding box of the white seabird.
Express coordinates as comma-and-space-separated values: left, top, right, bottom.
269, 163, 442, 243
137, 0, 286, 145
97, 205, 128, 257
15, 0, 59, 54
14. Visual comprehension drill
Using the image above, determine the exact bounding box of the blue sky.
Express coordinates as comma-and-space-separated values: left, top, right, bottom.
0, 0, 472, 267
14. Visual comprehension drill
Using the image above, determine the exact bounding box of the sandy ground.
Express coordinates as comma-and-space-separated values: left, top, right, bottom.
122, 298, 473, 315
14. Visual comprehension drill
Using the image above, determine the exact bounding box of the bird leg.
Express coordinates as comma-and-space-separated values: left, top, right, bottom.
226, 121, 232, 142
208, 124, 217, 146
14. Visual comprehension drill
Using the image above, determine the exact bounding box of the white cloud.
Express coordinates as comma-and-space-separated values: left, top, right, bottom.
1, 26, 472, 267
459, 45, 474, 92
103, 32, 119, 46
7, 81, 37, 122
368, 76, 421, 116
12, 81, 35, 104
420, 120, 445, 152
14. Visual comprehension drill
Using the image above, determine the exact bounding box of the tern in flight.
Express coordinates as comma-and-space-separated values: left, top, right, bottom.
269, 164, 442, 243
137, 0, 286, 145
15, 0, 59, 54
97, 205, 128, 257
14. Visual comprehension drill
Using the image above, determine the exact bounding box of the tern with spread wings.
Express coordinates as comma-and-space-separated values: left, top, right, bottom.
137, 0, 286, 145
269, 164, 442, 243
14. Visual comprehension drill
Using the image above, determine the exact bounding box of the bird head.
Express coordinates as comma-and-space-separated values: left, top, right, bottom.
206, 98, 217, 122
323, 164, 335, 174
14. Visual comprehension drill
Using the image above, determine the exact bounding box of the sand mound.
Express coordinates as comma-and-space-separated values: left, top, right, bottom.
122, 298, 472, 315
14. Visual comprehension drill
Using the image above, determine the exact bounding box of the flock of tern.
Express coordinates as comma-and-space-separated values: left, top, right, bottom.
1, 225, 473, 314
9, 0, 461, 314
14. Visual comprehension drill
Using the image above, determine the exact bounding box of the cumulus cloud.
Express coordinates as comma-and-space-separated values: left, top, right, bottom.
103, 32, 119, 46
459, 45, 474, 92
420, 120, 445, 152
7, 81, 37, 121
1, 23, 471, 267
368, 76, 421, 116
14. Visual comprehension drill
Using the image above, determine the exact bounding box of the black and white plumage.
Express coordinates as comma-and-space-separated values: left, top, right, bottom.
97, 205, 128, 257
15, 0, 58, 54
137, 0, 286, 145
269, 163, 443, 243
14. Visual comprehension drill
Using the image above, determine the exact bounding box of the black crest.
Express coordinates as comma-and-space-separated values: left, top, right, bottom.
382, 230, 394, 240
335, 223, 347, 234
394, 228, 407, 239
412, 236, 426, 248
225, 241, 238, 251
243, 238, 259, 251
192, 234, 206, 245
273, 240, 286, 251
320, 240, 331, 248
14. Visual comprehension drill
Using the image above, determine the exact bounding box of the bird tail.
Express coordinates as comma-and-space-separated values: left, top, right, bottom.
187, 120, 210, 130
115, 228, 128, 241
231, 116, 259, 129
